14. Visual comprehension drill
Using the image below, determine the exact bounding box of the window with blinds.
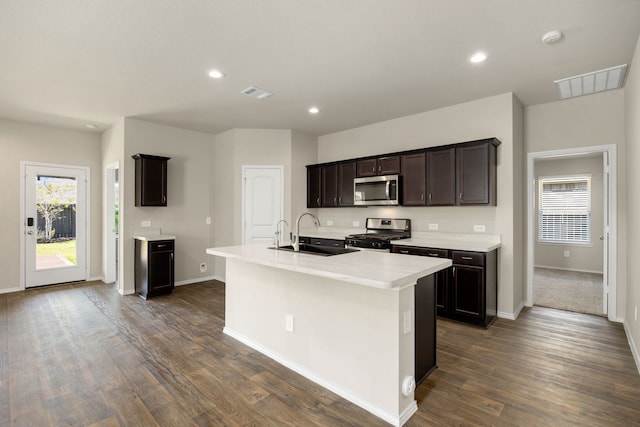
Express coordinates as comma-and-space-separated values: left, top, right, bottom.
538, 175, 591, 244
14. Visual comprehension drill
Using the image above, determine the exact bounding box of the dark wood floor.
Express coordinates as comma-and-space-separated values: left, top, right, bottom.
1, 281, 639, 426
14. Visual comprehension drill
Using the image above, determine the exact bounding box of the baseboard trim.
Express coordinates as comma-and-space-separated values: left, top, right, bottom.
498, 301, 525, 320
175, 276, 219, 287
623, 321, 640, 375
223, 326, 410, 427
534, 265, 603, 275
0, 286, 23, 295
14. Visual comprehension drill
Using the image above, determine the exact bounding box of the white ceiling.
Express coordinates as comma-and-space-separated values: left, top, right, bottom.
1, 0, 639, 136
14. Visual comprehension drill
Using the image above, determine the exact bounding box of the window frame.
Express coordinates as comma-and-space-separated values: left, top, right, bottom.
537, 174, 592, 246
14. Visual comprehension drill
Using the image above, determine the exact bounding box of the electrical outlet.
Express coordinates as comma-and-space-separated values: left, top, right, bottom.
206, 216, 212, 225
473, 224, 486, 233
285, 315, 294, 332
326, 220, 334, 226
564, 250, 570, 258
200, 263, 207, 273
428, 223, 439, 231
353, 221, 360, 227
141, 221, 151, 227
403, 310, 412, 334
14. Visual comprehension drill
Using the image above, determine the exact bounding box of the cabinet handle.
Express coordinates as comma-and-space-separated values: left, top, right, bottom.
157, 244, 166, 248
334, 197, 337, 204
428, 253, 439, 257
459, 192, 463, 200
429, 194, 432, 201
373, 165, 377, 173
453, 266, 456, 276
400, 250, 409, 254
317, 197, 320, 206
339, 197, 342, 203
163, 195, 166, 203
421, 193, 424, 201
461, 256, 473, 260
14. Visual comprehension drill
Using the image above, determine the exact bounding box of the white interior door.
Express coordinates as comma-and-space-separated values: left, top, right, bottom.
602, 152, 610, 315
243, 166, 284, 244
24, 163, 88, 287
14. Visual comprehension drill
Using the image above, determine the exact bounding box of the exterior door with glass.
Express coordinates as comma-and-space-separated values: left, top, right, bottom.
23, 163, 88, 287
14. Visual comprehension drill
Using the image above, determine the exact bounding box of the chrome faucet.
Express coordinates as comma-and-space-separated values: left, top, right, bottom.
292, 212, 320, 252
274, 219, 289, 248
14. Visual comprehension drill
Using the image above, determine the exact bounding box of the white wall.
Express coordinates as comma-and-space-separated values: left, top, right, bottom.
624, 34, 640, 368
317, 93, 523, 318
534, 155, 604, 272
120, 118, 215, 294
524, 89, 627, 318
210, 129, 314, 279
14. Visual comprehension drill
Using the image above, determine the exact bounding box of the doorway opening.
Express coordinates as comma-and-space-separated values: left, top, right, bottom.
105, 162, 119, 286
526, 145, 617, 321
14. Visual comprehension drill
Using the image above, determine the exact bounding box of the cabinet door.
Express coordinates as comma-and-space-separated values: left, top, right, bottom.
401, 152, 426, 206
149, 250, 174, 293
307, 165, 322, 208
322, 164, 338, 207
451, 265, 484, 320
338, 161, 356, 206
378, 156, 401, 175
456, 143, 493, 205
426, 148, 456, 206
356, 158, 377, 177
135, 156, 168, 206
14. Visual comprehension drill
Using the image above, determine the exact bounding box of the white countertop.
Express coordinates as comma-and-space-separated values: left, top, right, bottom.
206, 243, 451, 290
133, 234, 176, 241
391, 232, 500, 252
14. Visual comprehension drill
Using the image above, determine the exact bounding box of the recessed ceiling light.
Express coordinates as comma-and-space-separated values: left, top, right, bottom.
208, 69, 225, 79
308, 107, 320, 114
469, 52, 488, 63
85, 123, 97, 129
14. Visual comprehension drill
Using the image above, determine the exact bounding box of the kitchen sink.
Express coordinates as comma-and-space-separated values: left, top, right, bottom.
269, 244, 360, 256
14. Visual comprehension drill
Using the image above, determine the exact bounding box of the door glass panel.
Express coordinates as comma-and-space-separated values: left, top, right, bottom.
35, 175, 77, 270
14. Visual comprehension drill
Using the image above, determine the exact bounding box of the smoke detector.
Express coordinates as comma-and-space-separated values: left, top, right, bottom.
240, 86, 273, 100
542, 30, 563, 45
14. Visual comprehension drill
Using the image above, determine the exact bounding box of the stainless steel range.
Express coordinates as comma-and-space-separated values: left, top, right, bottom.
346, 218, 411, 251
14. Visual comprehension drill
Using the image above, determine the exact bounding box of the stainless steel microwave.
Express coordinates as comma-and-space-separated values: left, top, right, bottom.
354, 175, 401, 206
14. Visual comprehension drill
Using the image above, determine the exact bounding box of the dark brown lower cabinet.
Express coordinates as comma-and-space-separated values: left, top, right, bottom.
415, 274, 436, 385
135, 239, 175, 299
392, 245, 498, 327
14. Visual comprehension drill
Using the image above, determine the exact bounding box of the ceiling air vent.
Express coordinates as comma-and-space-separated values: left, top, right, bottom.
240, 86, 273, 100
554, 64, 627, 100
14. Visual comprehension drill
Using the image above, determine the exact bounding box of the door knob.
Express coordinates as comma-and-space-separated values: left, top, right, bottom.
26, 230, 33, 235
599, 235, 604, 240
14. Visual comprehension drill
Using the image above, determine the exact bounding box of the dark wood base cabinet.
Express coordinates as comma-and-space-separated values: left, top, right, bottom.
392, 245, 498, 328
415, 274, 437, 385
135, 239, 175, 299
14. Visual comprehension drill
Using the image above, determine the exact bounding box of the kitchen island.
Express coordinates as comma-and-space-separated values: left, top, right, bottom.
206, 244, 451, 426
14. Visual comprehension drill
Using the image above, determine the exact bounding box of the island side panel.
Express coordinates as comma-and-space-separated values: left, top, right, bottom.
224, 257, 416, 424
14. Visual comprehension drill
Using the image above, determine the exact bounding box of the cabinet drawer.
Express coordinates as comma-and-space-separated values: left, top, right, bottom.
452, 251, 484, 266
150, 240, 174, 252
392, 245, 449, 258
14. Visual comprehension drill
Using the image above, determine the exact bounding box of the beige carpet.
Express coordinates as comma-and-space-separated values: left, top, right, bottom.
533, 267, 604, 316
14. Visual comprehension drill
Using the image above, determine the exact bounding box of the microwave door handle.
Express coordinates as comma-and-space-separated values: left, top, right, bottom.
385, 180, 390, 199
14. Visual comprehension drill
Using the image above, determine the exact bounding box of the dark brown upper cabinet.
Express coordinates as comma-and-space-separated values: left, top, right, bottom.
401, 152, 426, 206
133, 154, 170, 207
356, 155, 401, 177
426, 147, 456, 206
338, 161, 356, 206
307, 165, 322, 208
322, 163, 339, 207
456, 141, 497, 206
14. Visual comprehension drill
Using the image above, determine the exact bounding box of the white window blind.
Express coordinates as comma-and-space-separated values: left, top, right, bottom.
538, 175, 591, 244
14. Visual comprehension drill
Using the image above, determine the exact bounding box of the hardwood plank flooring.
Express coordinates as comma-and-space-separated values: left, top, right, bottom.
1, 280, 639, 426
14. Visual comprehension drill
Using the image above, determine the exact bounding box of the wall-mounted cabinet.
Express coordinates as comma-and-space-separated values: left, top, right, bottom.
306, 137, 500, 208
132, 154, 170, 207
356, 155, 401, 177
